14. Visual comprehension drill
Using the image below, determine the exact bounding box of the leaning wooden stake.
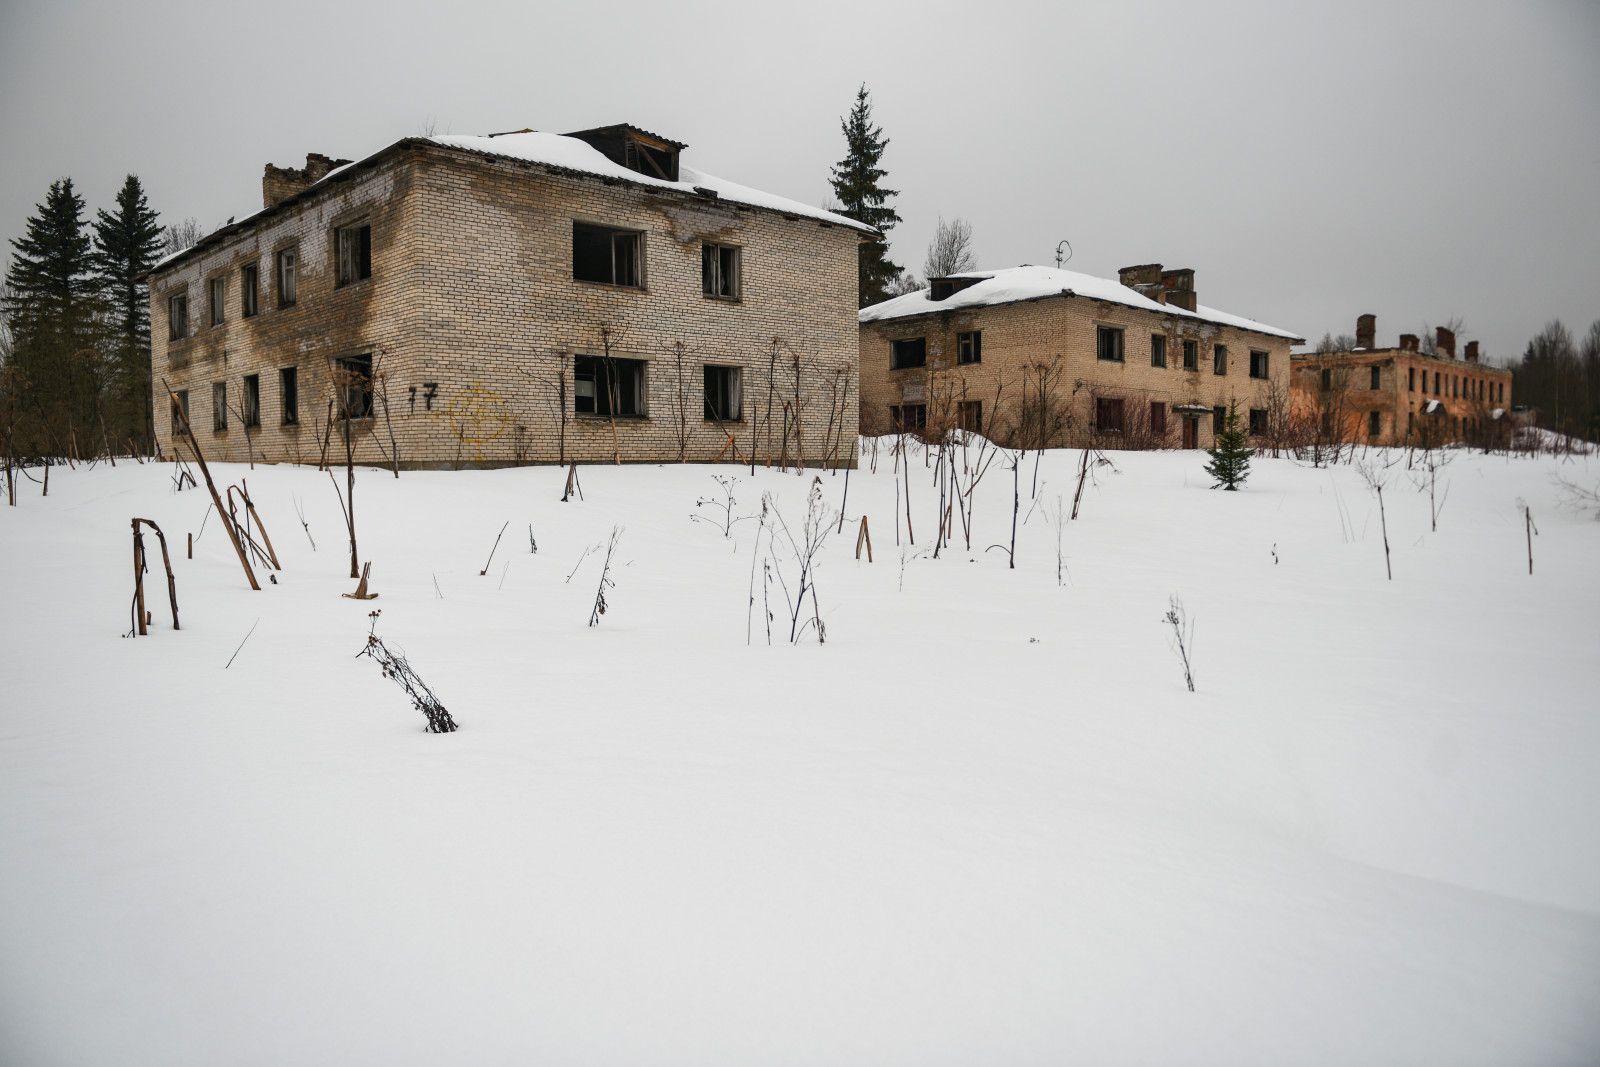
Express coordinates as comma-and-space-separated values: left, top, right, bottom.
855, 515, 873, 562
342, 561, 379, 600
240, 479, 281, 569
561, 462, 583, 502
1526, 505, 1537, 575
164, 383, 259, 591
130, 518, 180, 634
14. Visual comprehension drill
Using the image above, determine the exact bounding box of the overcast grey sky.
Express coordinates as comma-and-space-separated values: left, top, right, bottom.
2, 0, 1596, 359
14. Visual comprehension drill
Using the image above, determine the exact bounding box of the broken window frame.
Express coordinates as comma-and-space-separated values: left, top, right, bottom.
280, 366, 299, 426
276, 247, 298, 307
167, 293, 188, 340
957, 330, 982, 365
957, 399, 983, 433
1094, 396, 1125, 433
171, 390, 190, 435
1182, 339, 1198, 371
242, 373, 261, 428
890, 337, 926, 370
1213, 344, 1228, 376
1151, 333, 1167, 368
208, 276, 226, 327
703, 365, 743, 422
1096, 325, 1125, 363
573, 354, 648, 418
572, 222, 644, 288
1249, 407, 1268, 436
701, 242, 742, 300
241, 263, 258, 318
889, 404, 927, 433
335, 221, 373, 287
1250, 350, 1269, 380
212, 381, 228, 433
334, 353, 374, 420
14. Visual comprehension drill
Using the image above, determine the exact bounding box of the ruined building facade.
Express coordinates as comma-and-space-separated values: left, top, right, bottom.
858, 263, 1302, 449
1289, 316, 1513, 447
147, 126, 870, 469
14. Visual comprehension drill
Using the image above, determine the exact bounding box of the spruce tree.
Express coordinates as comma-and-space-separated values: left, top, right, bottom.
829, 85, 904, 307
1204, 401, 1254, 490
2, 179, 106, 454
93, 175, 165, 448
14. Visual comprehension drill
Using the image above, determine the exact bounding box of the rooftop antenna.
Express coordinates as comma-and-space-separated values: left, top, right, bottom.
1055, 240, 1073, 269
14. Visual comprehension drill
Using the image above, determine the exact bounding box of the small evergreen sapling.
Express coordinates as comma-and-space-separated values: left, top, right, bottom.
1204, 402, 1253, 491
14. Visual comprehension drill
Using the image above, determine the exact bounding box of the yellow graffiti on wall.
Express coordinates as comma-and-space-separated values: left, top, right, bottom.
442, 383, 516, 463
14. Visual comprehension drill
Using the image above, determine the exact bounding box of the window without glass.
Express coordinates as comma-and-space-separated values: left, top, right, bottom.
890, 337, 926, 370
1320, 368, 1332, 391
1370, 365, 1381, 390
1250, 350, 1269, 379
168, 293, 188, 340
1408, 366, 1415, 391
1213, 344, 1227, 375
336, 222, 372, 286
889, 404, 927, 432
171, 389, 190, 434
573, 222, 643, 287
958, 400, 983, 433
703, 365, 743, 421
209, 277, 226, 326
1151, 334, 1167, 368
957, 331, 982, 365
1095, 397, 1125, 432
701, 243, 741, 299
241, 263, 258, 317
1368, 410, 1381, 437
335, 354, 373, 419
574, 354, 646, 417
280, 366, 298, 425
242, 374, 260, 428
1096, 325, 1125, 362
1212, 405, 1226, 435
212, 381, 228, 432
1150, 401, 1167, 435
1249, 408, 1268, 436
276, 248, 298, 307
1182, 339, 1198, 371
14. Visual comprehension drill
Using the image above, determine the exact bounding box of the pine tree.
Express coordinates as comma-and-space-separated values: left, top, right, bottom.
1204, 401, 1253, 490
2, 178, 106, 454
93, 175, 165, 449
829, 85, 904, 308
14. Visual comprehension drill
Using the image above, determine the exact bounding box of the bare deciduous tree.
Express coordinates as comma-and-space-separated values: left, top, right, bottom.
923, 216, 976, 279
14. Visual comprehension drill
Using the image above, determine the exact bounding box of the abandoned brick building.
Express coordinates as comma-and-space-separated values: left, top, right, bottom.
1289, 316, 1513, 446
147, 125, 873, 468
858, 264, 1302, 448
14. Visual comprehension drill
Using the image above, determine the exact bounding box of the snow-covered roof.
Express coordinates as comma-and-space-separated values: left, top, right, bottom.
427, 132, 873, 234
859, 265, 1302, 341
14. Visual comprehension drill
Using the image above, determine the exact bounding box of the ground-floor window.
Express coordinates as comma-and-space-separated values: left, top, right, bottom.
242, 374, 260, 428
1095, 397, 1124, 433
889, 404, 926, 432
171, 390, 189, 435
1213, 405, 1226, 435
335, 354, 374, 419
703, 365, 742, 421
1150, 401, 1167, 435
575, 354, 647, 418
280, 367, 298, 425
212, 381, 228, 432
1368, 410, 1382, 438
1248, 407, 1268, 436
958, 399, 983, 433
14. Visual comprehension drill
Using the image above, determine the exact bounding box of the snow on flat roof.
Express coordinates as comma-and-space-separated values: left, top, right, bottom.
426, 132, 876, 235
858, 265, 1302, 341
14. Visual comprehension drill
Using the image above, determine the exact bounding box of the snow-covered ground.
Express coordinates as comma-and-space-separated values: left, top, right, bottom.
2, 443, 1598, 1065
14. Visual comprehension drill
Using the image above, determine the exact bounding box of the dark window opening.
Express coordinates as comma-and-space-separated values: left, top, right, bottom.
335, 354, 373, 419
336, 222, 372, 286
573, 222, 642, 287
1095, 397, 1125, 433
1368, 410, 1381, 437
957, 330, 982, 365
1151, 334, 1167, 368
703, 365, 743, 421
1408, 366, 1415, 392
1150, 401, 1167, 435
1096, 325, 1125, 362
1213, 344, 1228, 375
1370, 365, 1381, 390
889, 404, 927, 432
1320, 368, 1332, 391
1182, 339, 1198, 371
167, 294, 188, 340
208, 277, 226, 327
276, 248, 297, 307
280, 366, 298, 425
958, 399, 983, 433
1250, 350, 1269, 379
891, 337, 926, 370
212, 381, 228, 433
242, 374, 260, 428
171, 390, 190, 435
701, 243, 741, 299
1249, 408, 1268, 436
574, 354, 646, 417
241, 263, 258, 318
1213, 405, 1227, 435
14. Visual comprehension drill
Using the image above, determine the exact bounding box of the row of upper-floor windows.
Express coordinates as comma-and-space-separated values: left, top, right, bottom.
889, 399, 1276, 439
888, 327, 1270, 379
1320, 364, 1505, 405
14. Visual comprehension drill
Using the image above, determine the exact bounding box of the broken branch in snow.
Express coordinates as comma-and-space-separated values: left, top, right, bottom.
1163, 596, 1196, 693
479, 521, 509, 576
357, 611, 458, 733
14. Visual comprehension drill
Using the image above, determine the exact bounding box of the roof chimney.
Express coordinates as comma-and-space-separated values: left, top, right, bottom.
262, 152, 352, 209
1436, 326, 1456, 359
1399, 333, 1419, 353
1464, 340, 1479, 363
1118, 263, 1168, 305
1356, 313, 1376, 350
1161, 268, 1196, 311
